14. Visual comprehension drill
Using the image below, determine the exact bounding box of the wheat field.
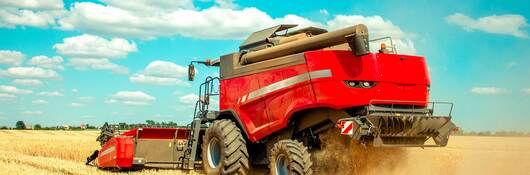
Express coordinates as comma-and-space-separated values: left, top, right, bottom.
0, 130, 199, 175
1, 130, 529, 175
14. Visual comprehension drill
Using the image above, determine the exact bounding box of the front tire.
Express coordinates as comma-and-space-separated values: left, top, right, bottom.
269, 140, 313, 175
202, 119, 249, 175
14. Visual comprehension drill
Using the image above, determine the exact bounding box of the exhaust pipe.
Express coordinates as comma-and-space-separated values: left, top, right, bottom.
241, 24, 370, 64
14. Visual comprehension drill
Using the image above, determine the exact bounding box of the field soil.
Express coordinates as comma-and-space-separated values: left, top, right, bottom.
313, 129, 530, 175
0, 130, 529, 175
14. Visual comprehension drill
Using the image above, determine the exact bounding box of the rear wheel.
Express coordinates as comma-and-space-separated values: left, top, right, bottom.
202, 119, 249, 175
269, 140, 313, 175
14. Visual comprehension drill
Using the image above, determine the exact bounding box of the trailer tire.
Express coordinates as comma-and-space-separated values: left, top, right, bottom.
269, 140, 313, 175
202, 119, 249, 175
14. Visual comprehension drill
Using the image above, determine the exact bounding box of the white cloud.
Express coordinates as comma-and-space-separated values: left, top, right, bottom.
507, 61, 518, 68
13, 79, 43, 86
446, 13, 529, 38
0, 85, 32, 94
121, 101, 150, 106
319, 9, 329, 16
58, 2, 309, 39
68, 58, 129, 74
22, 111, 43, 115
0, 0, 64, 10
79, 96, 95, 102
70, 102, 83, 107
28, 55, 64, 69
213, 0, 237, 9
0, 8, 62, 28
38, 91, 64, 97
0, 67, 59, 79
71, 89, 78, 93
108, 91, 155, 105
56, 2, 416, 55
32, 99, 48, 105
112, 91, 155, 101
53, 34, 134, 74
0, 50, 25, 66
129, 60, 190, 86
143, 61, 188, 78
179, 93, 198, 104
53, 34, 137, 59
471, 87, 509, 95
130, 74, 190, 86
0, 93, 16, 101
522, 88, 530, 95
0, 0, 64, 28
101, 0, 194, 12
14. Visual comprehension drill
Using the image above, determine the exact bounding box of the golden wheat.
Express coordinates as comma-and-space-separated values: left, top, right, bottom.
1, 130, 530, 175
0, 130, 199, 175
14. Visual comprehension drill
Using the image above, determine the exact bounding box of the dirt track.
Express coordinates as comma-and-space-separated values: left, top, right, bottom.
313, 130, 530, 175
1, 130, 529, 175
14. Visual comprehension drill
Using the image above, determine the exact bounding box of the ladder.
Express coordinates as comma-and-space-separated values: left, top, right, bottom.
181, 76, 220, 170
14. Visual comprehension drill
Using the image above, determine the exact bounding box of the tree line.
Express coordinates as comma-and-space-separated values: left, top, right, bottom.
110, 120, 184, 130
0, 120, 185, 130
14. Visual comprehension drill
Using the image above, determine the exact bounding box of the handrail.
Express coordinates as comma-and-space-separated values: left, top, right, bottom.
369, 36, 397, 54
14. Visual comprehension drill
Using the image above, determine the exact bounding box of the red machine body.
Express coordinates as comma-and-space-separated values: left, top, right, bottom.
92, 24, 455, 173
220, 50, 430, 142
97, 136, 134, 168
97, 128, 191, 169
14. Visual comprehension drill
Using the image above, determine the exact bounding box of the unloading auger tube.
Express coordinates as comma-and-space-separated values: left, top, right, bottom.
240, 24, 370, 64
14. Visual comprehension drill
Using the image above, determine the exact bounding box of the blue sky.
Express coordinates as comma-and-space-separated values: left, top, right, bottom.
0, 0, 529, 131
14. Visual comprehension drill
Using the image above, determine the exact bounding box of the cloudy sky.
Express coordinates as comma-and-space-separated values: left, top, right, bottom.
0, 0, 529, 131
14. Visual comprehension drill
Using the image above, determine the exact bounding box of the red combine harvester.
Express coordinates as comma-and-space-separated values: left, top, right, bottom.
89, 24, 456, 174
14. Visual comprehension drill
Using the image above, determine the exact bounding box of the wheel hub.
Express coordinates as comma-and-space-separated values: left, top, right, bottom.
275, 154, 289, 175
207, 138, 221, 169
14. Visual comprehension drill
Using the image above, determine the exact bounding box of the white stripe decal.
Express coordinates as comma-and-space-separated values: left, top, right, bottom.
100, 146, 116, 157
245, 69, 332, 102
309, 69, 332, 79
241, 94, 247, 103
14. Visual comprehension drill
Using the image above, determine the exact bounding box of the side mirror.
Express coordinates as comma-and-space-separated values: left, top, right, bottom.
188, 64, 195, 81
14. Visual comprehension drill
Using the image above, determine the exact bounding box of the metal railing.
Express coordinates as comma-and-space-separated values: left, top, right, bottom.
192, 76, 220, 120
370, 36, 398, 54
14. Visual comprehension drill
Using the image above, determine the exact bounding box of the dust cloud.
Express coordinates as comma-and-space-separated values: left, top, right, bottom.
312, 129, 530, 175
312, 129, 408, 175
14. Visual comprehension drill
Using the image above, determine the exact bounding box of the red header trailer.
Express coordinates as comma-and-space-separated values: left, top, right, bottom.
96, 127, 192, 169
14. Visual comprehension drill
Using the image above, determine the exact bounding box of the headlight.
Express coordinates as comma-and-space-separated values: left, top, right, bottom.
347, 81, 357, 87
361, 82, 371, 88
344, 81, 376, 88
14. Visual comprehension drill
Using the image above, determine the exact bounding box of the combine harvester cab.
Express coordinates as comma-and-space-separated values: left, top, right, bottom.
216, 24, 456, 148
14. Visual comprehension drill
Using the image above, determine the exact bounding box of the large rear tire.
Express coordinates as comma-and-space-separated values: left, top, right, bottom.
202, 119, 249, 175
269, 140, 313, 175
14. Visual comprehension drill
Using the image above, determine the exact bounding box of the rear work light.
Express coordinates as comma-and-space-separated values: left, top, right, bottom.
344, 81, 377, 88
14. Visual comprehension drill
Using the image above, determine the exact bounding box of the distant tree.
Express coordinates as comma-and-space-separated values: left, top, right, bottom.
118, 123, 127, 130
34, 124, 42, 130
167, 121, 178, 127
15, 121, 26, 130
146, 120, 156, 126
87, 124, 97, 129
0, 126, 7, 130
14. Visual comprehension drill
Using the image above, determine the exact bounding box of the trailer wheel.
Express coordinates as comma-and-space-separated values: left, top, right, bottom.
269, 140, 313, 175
202, 119, 249, 175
